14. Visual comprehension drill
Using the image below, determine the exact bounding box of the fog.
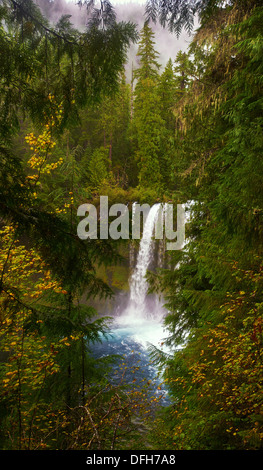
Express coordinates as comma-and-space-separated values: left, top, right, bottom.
35, 0, 193, 80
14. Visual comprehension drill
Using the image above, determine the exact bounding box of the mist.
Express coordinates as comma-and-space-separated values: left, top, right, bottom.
112, 2, 192, 79
35, 0, 193, 80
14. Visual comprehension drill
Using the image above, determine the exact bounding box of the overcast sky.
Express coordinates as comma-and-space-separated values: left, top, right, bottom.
112, 0, 145, 4
111, 0, 145, 3
37, 0, 193, 79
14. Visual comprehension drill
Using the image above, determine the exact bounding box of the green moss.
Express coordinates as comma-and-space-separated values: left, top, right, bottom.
95, 263, 130, 291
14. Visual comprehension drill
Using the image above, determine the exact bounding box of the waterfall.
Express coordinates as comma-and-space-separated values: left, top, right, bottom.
129, 203, 161, 309
117, 203, 163, 328
92, 201, 193, 403
129, 203, 137, 269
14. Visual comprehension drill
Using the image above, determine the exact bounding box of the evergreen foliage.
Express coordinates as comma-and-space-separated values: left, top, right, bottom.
0, 0, 262, 451
133, 23, 172, 191
147, 1, 263, 450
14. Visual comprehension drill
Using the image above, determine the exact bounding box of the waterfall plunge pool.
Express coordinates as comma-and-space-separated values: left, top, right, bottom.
91, 310, 171, 406
91, 203, 173, 406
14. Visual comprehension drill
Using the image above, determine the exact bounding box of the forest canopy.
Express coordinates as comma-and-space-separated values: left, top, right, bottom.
0, 0, 262, 451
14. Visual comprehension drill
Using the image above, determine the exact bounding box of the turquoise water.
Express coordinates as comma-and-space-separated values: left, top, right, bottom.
91, 316, 170, 406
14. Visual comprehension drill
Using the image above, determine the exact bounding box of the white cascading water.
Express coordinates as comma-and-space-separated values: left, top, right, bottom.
92, 201, 192, 401
116, 203, 166, 349
129, 203, 161, 313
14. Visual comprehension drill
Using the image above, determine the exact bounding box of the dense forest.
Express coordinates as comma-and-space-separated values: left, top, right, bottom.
0, 0, 262, 451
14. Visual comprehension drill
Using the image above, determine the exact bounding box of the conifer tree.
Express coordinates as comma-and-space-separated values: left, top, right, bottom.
149, 1, 263, 450
134, 22, 160, 83
0, 0, 137, 240
157, 58, 177, 131
0, 1, 139, 449
133, 23, 166, 190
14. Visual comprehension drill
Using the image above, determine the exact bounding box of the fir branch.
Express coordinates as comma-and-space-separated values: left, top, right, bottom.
10, 0, 79, 45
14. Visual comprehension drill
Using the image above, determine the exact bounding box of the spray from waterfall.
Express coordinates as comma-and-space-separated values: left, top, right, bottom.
116, 203, 165, 329
129, 203, 161, 310
113, 201, 192, 350
92, 201, 192, 392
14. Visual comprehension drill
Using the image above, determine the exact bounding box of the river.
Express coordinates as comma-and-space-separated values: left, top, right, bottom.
91, 203, 173, 405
